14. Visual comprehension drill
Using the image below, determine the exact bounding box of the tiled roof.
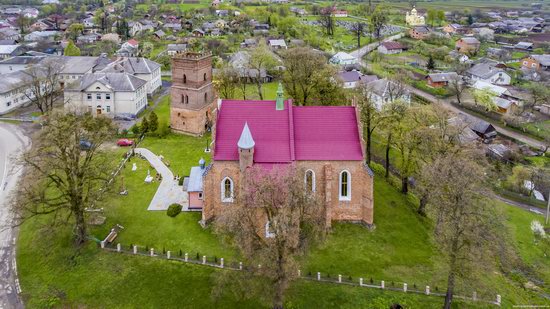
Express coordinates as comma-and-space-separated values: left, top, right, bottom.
213, 100, 363, 162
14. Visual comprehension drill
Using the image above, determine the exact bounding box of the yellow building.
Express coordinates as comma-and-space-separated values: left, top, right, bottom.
406, 7, 425, 26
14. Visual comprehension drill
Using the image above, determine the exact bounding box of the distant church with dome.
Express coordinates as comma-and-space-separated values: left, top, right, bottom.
406, 6, 425, 26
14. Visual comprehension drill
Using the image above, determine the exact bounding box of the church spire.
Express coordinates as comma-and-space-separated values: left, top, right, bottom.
276, 82, 284, 111
237, 122, 255, 149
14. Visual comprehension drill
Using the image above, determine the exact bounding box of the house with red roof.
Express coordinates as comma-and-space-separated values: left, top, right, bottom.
199, 84, 374, 230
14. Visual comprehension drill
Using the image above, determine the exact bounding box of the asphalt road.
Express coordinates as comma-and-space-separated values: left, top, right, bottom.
0, 123, 30, 309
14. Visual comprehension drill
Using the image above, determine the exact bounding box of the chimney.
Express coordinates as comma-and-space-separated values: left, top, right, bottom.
275, 82, 284, 110
237, 122, 255, 172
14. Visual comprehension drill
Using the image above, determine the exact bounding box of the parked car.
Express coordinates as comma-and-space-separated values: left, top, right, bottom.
117, 139, 134, 147
114, 114, 137, 121
79, 139, 92, 150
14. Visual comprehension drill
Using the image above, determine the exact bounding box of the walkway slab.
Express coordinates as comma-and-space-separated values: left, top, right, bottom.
134, 148, 188, 211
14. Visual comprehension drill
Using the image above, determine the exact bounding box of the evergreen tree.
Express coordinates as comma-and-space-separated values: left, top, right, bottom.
148, 111, 159, 133
141, 117, 150, 134
64, 41, 81, 56
427, 56, 435, 71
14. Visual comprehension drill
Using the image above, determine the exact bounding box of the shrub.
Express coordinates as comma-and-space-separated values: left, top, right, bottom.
166, 203, 182, 217
178, 177, 184, 186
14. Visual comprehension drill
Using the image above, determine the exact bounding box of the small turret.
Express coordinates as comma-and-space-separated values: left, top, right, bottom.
276, 82, 284, 111
238, 122, 255, 171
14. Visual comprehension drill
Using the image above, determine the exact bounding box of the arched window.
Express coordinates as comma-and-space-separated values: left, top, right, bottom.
181, 94, 184, 104
204, 93, 208, 103
339, 170, 351, 201
265, 221, 275, 238
221, 177, 234, 202
305, 170, 315, 193
183, 74, 187, 84
185, 95, 189, 104
203, 73, 207, 81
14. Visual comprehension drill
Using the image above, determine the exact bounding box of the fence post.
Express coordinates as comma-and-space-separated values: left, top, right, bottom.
116, 243, 121, 252
381, 280, 385, 289
167, 251, 171, 259
403, 283, 408, 292
426, 286, 430, 295
133, 245, 137, 255
184, 253, 188, 262
359, 278, 363, 286
239, 262, 243, 270
338, 275, 342, 283
317, 272, 321, 281
202, 255, 206, 264
220, 258, 224, 268
496, 295, 501, 306
100, 241, 105, 249
472, 291, 477, 301
150, 248, 154, 256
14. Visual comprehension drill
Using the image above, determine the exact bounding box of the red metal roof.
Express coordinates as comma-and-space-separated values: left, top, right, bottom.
213, 99, 364, 162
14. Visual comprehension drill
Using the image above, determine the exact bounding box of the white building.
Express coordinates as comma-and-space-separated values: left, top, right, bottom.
466, 62, 512, 86
406, 7, 425, 26
364, 78, 411, 110
0, 70, 35, 115
330, 52, 358, 65
99, 57, 162, 95
64, 72, 148, 117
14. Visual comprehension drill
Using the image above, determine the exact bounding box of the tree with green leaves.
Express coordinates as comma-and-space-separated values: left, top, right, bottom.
141, 117, 150, 135
370, 5, 388, 40
64, 40, 81, 56
214, 63, 239, 99
14, 112, 116, 246
67, 23, 84, 41
351, 22, 365, 49
249, 41, 277, 100
473, 88, 498, 112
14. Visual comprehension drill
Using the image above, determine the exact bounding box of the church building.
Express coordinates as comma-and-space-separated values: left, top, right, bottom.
406, 6, 425, 26
200, 85, 374, 229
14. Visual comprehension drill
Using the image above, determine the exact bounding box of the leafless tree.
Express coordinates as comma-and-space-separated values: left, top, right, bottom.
214, 165, 326, 309
13, 112, 116, 246
419, 152, 500, 309
23, 58, 64, 114
448, 76, 467, 105
319, 11, 334, 36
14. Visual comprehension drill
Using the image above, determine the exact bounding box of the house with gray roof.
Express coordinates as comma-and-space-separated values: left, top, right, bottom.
64, 72, 148, 117
338, 70, 378, 89
0, 44, 24, 59
99, 57, 162, 95
364, 78, 411, 110
0, 69, 38, 115
466, 62, 511, 85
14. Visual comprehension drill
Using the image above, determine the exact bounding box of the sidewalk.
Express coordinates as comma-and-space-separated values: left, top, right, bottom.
134, 148, 188, 211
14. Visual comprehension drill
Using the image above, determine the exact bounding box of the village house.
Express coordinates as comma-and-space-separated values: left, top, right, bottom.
338, 70, 378, 89
466, 61, 512, 85
64, 72, 148, 117
364, 78, 411, 110
116, 39, 139, 57
472, 80, 521, 114
377, 41, 404, 54
198, 84, 374, 229
0, 44, 23, 59
167, 44, 187, 56
514, 41, 534, 51
426, 72, 459, 88
455, 37, 481, 54
522, 54, 550, 71
0, 69, 39, 115
0, 28, 21, 41
487, 47, 511, 61
268, 39, 287, 50
409, 26, 431, 40
240, 38, 257, 48
24, 30, 60, 42
330, 52, 358, 65
443, 23, 463, 34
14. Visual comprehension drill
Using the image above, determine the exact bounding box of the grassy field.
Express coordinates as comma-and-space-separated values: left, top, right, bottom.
15, 95, 550, 308
521, 119, 550, 140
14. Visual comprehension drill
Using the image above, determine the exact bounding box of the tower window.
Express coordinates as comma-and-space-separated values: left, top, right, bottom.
204, 93, 207, 103
183, 74, 187, 84
181, 94, 184, 103
305, 170, 315, 193
203, 73, 207, 81
186, 95, 189, 104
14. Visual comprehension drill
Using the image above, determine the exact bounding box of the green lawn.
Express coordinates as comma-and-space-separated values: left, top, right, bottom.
521, 120, 550, 140
15, 94, 550, 308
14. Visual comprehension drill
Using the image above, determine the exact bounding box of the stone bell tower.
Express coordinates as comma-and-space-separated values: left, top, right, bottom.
170, 51, 217, 136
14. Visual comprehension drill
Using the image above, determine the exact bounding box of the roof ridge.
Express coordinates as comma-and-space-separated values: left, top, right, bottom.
288, 99, 295, 161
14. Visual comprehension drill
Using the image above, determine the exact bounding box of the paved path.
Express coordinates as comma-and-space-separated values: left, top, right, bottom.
405, 85, 548, 150
0, 123, 30, 309
134, 148, 187, 211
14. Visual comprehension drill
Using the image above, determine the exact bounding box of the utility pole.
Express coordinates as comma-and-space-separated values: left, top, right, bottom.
546, 191, 550, 225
